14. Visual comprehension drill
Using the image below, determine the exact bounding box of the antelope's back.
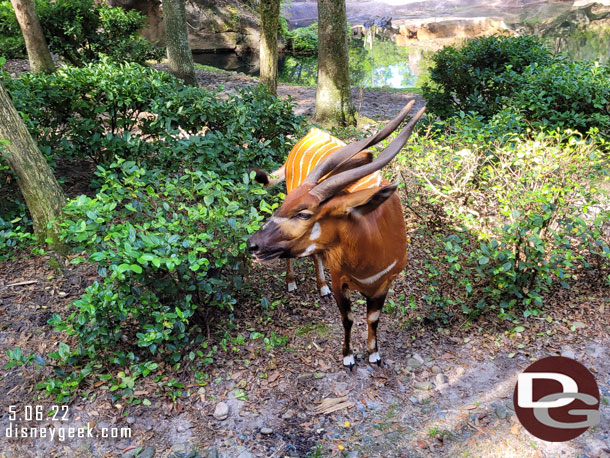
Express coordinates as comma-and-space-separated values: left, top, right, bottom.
285, 128, 383, 193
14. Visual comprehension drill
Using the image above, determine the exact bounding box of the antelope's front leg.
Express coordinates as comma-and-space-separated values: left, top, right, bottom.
331, 276, 354, 368
366, 293, 387, 365
313, 254, 331, 297
286, 258, 297, 292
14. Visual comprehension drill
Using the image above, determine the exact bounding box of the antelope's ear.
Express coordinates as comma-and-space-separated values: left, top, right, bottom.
328, 184, 398, 216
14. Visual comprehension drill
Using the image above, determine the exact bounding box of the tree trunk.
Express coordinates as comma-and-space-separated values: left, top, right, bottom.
0, 82, 65, 249
260, 0, 280, 95
10, 0, 54, 74
162, 0, 196, 85
315, 0, 355, 126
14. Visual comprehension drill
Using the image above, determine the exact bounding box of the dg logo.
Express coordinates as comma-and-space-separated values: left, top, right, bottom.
513, 356, 601, 442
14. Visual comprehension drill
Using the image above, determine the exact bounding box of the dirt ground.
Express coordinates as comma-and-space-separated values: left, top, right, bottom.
0, 63, 609, 458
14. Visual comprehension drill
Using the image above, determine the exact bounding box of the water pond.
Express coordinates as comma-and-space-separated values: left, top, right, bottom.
193, 2, 610, 89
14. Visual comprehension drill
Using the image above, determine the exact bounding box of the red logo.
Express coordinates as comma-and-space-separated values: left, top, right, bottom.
513, 356, 600, 442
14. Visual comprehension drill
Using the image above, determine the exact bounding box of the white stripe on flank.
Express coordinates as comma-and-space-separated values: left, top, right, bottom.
297, 137, 329, 188
289, 132, 315, 189
353, 260, 397, 285
305, 141, 343, 180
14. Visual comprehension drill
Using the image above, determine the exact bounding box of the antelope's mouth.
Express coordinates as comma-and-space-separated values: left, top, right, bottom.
251, 247, 289, 263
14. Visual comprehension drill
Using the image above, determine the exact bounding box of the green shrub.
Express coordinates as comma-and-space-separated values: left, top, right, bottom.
0, 1, 24, 58
56, 160, 278, 362
422, 35, 552, 119
508, 60, 610, 136
288, 22, 318, 55
423, 35, 610, 136
0, 0, 162, 65
394, 123, 610, 318
2, 61, 304, 175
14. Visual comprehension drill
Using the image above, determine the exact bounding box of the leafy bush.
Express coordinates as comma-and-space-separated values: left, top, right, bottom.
2, 60, 304, 175
0, 0, 24, 58
508, 60, 610, 136
394, 122, 610, 318
56, 160, 277, 363
423, 35, 552, 118
0, 0, 162, 64
423, 34, 610, 136
288, 22, 318, 55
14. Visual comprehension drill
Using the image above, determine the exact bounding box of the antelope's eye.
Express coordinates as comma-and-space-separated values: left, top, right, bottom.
294, 212, 312, 220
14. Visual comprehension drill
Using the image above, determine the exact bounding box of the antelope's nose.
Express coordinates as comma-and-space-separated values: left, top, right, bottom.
246, 238, 259, 254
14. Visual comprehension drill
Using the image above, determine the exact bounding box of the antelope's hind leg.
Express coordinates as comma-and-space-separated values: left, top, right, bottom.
286, 258, 297, 292
313, 254, 331, 297
366, 293, 387, 366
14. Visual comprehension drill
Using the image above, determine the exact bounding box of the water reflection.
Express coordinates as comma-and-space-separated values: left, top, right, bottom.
278, 38, 432, 89
193, 3, 609, 89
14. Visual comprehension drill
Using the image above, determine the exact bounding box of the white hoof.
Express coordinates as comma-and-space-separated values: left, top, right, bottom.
368, 352, 381, 364
319, 285, 331, 296
343, 354, 355, 367
287, 281, 297, 292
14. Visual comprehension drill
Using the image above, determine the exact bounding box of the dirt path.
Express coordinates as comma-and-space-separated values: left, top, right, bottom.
1, 239, 609, 457
182, 65, 425, 122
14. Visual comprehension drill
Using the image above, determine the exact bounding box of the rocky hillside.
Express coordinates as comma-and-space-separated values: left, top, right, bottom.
109, 0, 266, 54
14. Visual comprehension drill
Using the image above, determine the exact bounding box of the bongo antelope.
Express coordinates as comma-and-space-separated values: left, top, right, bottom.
248, 101, 425, 368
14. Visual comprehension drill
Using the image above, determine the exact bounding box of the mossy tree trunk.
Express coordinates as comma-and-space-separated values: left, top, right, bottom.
0, 82, 65, 249
10, 0, 54, 74
315, 0, 355, 126
162, 0, 196, 85
260, 0, 280, 95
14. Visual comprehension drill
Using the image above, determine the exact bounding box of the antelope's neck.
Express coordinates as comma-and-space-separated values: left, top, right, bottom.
326, 201, 407, 298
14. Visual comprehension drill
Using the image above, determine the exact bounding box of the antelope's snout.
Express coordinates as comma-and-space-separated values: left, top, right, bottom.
247, 222, 289, 262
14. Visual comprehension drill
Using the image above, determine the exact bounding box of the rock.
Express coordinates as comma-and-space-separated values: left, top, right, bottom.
506, 401, 515, 411
346, 452, 360, 458
207, 450, 220, 458
435, 374, 449, 386
496, 405, 508, 419
126, 416, 136, 424
213, 402, 229, 421
431, 366, 442, 374
561, 349, 576, 359
386, 431, 401, 441
414, 381, 433, 391
236, 447, 253, 458
171, 443, 189, 454
456, 367, 465, 376
260, 427, 273, 435
412, 353, 424, 364
407, 358, 423, 369
281, 410, 295, 420
572, 321, 586, 329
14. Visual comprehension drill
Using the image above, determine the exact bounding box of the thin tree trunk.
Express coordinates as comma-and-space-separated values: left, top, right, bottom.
315, 0, 355, 126
10, 0, 54, 74
162, 0, 196, 85
260, 0, 280, 95
0, 82, 65, 249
